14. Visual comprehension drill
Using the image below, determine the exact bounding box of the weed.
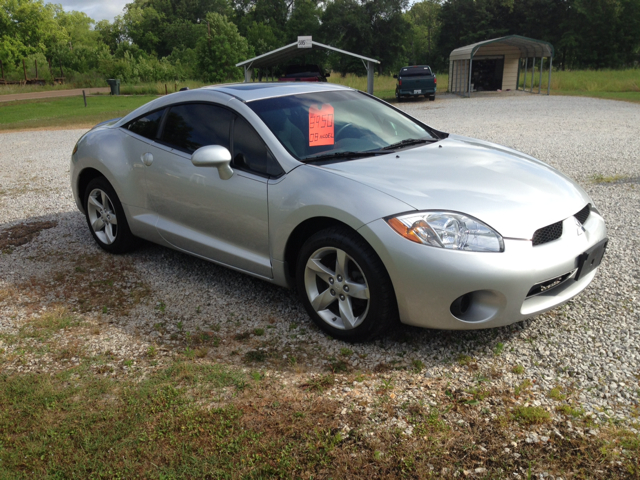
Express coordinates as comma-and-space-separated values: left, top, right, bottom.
287, 356, 297, 367
591, 173, 629, 184
147, 346, 157, 357
303, 374, 335, 392
557, 404, 585, 418
234, 331, 251, 341
457, 354, 473, 366
548, 387, 567, 401
512, 365, 525, 374
411, 359, 425, 372
194, 348, 208, 359
329, 358, 349, 373
101, 306, 107, 314
253, 328, 265, 336
340, 347, 354, 357
244, 350, 266, 363
183, 347, 195, 359
512, 406, 551, 425
123, 359, 134, 367
494, 342, 505, 355
514, 379, 533, 397
157, 301, 166, 313
250, 371, 263, 381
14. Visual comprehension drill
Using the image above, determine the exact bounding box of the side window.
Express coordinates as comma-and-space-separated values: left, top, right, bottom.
232, 116, 284, 177
160, 103, 232, 154
126, 109, 165, 140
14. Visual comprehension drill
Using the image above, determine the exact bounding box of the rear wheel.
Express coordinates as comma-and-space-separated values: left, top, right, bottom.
84, 177, 137, 254
296, 227, 398, 342
429, 94, 436, 101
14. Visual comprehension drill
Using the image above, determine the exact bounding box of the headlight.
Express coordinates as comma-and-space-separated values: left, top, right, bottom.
386, 211, 504, 252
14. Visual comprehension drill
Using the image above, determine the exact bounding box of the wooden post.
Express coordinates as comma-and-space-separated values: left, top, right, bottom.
23, 59, 28, 81
175, 83, 177, 92
165, 84, 168, 95
83, 90, 87, 107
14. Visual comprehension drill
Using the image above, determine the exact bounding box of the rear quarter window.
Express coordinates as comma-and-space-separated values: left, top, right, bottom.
126, 109, 165, 140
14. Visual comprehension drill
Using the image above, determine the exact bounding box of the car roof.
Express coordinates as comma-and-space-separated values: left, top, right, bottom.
202, 82, 352, 102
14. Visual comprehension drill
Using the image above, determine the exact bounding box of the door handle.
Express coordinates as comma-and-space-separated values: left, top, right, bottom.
141, 152, 154, 166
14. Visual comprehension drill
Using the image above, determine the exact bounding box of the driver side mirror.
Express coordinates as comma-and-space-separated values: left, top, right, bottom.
393, 74, 398, 79
191, 145, 233, 180
325, 72, 331, 78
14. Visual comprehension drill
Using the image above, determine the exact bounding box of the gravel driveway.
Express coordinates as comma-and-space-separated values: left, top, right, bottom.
1, 94, 639, 432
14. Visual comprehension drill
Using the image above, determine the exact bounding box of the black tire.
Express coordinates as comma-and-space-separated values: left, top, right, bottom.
296, 227, 398, 342
83, 176, 137, 254
429, 94, 436, 101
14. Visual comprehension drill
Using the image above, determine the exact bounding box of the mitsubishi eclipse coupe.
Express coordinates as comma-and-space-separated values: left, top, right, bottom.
70, 83, 607, 342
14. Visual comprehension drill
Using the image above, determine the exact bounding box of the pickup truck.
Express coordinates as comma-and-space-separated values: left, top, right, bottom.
394, 65, 436, 101
278, 64, 330, 82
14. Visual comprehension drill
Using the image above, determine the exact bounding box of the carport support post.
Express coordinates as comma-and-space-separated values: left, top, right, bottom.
516, 59, 521, 91
530, 58, 535, 92
467, 58, 473, 98
538, 58, 543, 94
243, 65, 253, 83
523, 58, 528, 91
547, 57, 552, 95
366, 61, 374, 95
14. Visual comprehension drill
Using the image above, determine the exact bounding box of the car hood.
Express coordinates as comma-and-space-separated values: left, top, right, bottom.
320, 135, 591, 239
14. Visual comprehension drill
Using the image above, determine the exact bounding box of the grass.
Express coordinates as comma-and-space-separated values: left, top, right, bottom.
1, 309, 639, 478
0, 95, 156, 131
329, 72, 448, 101
519, 68, 640, 103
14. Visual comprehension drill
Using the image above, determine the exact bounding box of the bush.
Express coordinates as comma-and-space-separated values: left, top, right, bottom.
196, 13, 252, 83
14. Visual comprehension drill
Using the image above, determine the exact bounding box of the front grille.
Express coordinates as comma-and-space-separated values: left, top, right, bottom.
527, 271, 574, 297
532, 221, 563, 246
574, 204, 591, 225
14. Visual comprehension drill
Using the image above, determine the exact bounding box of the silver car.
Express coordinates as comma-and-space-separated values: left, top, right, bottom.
70, 83, 607, 342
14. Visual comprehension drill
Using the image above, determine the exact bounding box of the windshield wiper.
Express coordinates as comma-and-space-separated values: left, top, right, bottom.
302, 151, 389, 163
382, 138, 438, 150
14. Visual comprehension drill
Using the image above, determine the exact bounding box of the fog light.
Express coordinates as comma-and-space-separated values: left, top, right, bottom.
450, 293, 471, 317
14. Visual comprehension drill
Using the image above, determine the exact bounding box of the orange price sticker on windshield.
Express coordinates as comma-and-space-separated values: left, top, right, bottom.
309, 104, 334, 147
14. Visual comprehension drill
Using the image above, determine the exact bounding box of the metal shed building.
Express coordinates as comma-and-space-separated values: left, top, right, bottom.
448, 35, 554, 97
236, 37, 380, 94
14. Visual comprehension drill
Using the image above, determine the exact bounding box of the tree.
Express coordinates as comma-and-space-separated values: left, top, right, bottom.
196, 12, 252, 82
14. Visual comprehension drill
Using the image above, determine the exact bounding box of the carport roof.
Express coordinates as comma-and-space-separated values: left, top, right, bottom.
236, 40, 380, 69
449, 35, 554, 60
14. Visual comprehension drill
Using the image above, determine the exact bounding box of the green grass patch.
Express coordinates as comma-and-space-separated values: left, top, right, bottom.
512, 365, 525, 375
591, 173, 630, 184
0, 95, 156, 131
512, 406, 551, 425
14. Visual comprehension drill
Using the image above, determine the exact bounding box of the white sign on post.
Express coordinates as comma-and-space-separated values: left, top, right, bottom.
298, 36, 312, 48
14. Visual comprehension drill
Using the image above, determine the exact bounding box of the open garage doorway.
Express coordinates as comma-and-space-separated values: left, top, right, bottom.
471, 56, 504, 92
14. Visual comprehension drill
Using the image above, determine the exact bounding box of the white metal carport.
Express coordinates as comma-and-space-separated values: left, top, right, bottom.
236, 37, 380, 95
448, 35, 554, 97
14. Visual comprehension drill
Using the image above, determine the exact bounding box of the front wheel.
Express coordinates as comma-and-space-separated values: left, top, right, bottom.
296, 227, 398, 342
84, 177, 137, 254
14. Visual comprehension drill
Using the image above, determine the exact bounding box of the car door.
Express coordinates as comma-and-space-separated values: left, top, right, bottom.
143, 103, 276, 279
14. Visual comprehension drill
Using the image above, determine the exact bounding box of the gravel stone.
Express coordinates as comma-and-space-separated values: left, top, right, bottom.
1, 95, 639, 430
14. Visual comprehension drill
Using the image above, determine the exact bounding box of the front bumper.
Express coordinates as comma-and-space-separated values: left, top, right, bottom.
357, 210, 607, 330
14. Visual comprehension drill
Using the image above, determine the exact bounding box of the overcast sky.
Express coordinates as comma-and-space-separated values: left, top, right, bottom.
46, 0, 129, 23
47, 0, 420, 24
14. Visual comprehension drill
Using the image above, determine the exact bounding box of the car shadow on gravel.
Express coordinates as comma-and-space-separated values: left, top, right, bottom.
1, 210, 528, 375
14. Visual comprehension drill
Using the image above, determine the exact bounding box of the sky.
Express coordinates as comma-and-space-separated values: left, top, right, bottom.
46, 0, 129, 23
47, 0, 421, 24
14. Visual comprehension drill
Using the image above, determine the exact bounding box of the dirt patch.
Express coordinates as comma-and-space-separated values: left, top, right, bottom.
0, 220, 57, 252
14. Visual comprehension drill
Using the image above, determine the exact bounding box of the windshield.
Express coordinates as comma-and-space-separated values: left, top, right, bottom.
247, 90, 436, 161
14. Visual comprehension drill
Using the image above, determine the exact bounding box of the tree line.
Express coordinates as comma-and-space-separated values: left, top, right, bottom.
1, 0, 638, 85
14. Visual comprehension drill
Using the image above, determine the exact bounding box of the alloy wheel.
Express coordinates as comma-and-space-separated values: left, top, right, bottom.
303, 247, 370, 330
87, 188, 118, 245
